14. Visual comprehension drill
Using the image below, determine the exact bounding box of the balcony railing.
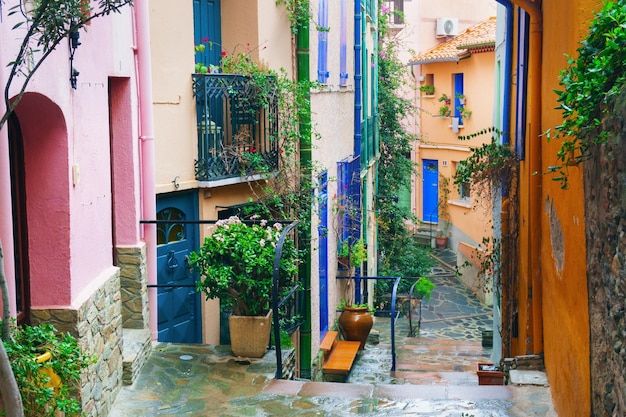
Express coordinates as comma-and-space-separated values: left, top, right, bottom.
192, 73, 279, 181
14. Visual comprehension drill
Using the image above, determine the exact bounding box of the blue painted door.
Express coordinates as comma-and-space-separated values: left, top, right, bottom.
422, 159, 439, 223
318, 172, 329, 333
193, 0, 222, 67
156, 191, 201, 343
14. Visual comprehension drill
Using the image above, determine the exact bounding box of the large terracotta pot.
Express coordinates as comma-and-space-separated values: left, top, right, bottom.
228, 310, 272, 358
338, 306, 373, 350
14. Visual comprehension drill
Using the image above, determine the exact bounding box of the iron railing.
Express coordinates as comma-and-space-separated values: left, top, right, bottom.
192, 74, 279, 181
336, 274, 401, 371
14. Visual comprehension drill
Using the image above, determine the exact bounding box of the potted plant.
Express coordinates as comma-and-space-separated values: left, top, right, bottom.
438, 93, 451, 105
438, 105, 451, 117
455, 92, 466, 105
477, 362, 505, 385
190, 216, 300, 358
337, 300, 374, 350
419, 84, 435, 95
2, 321, 93, 417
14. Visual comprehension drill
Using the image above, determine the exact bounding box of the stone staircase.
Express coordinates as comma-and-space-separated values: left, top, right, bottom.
121, 328, 152, 385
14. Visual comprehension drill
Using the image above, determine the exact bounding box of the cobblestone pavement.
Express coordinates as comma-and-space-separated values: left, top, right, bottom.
109, 250, 557, 416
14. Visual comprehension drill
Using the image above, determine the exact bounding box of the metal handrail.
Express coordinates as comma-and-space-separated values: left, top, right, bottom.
272, 220, 300, 380
407, 278, 424, 337
336, 274, 401, 371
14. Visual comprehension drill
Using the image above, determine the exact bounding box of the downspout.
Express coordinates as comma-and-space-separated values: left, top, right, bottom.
354, 1, 362, 156
296, 3, 312, 379
134, 0, 158, 340
494, 0, 514, 364
511, 0, 543, 354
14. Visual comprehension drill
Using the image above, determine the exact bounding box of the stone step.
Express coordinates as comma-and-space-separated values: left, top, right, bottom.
121, 328, 152, 385
263, 379, 511, 401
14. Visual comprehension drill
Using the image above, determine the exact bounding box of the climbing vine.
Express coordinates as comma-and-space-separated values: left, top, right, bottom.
545, 0, 626, 189
376, 3, 434, 296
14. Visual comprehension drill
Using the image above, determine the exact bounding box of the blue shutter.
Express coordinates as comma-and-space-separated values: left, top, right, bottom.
339, 0, 348, 86
317, 0, 329, 84
453, 73, 464, 118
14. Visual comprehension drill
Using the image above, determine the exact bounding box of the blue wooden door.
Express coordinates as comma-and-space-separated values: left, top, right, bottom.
156, 191, 201, 343
422, 159, 439, 223
318, 172, 329, 333
193, 0, 222, 67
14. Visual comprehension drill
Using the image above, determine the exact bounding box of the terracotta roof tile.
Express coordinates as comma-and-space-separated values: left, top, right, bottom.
408, 17, 497, 65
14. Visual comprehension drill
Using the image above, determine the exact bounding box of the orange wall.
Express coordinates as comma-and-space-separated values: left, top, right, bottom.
516, 0, 601, 415
417, 51, 495, 247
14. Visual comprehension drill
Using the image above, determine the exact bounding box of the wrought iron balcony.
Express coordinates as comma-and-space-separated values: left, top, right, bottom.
192, 73, 279, 181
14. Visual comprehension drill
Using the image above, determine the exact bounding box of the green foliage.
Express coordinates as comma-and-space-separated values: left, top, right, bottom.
419, 84, 435, 95
338, 298, 375, 314
190, 216, 300, 316
376, 235, 435, 302
337, 238, 367, 267
455, 127, 518, 198
2, 321, 94, 417
412, 277, 435, 301
275, 0, 313, 34
376, 4, 420, 270
546, 0, 626, 188
2, 0, 133, 129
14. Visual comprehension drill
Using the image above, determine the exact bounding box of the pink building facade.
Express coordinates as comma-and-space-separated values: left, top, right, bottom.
0, 2, 155, 415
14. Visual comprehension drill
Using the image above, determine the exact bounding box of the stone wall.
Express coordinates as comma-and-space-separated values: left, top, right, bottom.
117, 244, 148, 329
30, 269, 123, 417
585, 87, 626, 416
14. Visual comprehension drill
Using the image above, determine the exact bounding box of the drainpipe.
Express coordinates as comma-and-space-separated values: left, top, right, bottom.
133, 0, 158, 340
493, 0, 514, 365
510, 0, 543, 354
296, 2, 312, 379
354, 1, 362, 156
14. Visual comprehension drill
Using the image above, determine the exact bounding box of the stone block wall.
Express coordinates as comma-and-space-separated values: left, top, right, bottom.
116, 244, 148, 329
585, 87, 626, 416
30, 269, 123, 417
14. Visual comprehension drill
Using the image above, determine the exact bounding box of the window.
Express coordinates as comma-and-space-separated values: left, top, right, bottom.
455, 162, 470, 201
453, 73, 464, 119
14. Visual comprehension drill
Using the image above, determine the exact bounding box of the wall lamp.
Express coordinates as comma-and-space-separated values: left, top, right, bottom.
69, 27, 81, 89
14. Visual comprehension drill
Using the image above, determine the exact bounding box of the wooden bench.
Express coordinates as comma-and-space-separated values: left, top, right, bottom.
320, 330, 361, 375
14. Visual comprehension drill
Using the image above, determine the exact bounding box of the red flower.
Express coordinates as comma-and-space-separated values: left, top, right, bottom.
201, 37, 209, 43
221, 51, 227, 57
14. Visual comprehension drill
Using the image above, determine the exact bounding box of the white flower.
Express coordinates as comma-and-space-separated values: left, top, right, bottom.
260, 219, 268, 227
260, 239, 266, 247
273, 223, 283, 231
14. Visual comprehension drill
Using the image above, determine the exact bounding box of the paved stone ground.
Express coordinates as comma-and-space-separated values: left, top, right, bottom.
109, 249, 558, 416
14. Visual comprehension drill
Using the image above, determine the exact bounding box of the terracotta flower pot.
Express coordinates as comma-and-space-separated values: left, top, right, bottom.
338, 306, 373, 350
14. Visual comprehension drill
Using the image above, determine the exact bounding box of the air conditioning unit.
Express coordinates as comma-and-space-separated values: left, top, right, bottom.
436, 17, 459, 38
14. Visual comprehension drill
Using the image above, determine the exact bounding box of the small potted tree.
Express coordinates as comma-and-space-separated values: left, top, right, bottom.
190, 216, 300, 358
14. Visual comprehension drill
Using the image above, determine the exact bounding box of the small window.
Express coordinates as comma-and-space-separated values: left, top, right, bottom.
455, 162, 470, 201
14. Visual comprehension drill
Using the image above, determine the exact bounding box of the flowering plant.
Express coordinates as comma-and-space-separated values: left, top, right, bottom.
194, 38, 267, 75
189, 216, 300, 316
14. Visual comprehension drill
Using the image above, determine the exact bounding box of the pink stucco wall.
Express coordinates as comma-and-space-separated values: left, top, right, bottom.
0, 3, 141, 310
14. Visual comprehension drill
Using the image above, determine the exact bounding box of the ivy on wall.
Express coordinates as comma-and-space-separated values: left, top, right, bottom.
546, 1, 626, 188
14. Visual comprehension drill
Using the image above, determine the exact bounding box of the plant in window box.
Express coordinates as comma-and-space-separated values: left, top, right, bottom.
419, 84, 435, 95
438, 105, 451, 117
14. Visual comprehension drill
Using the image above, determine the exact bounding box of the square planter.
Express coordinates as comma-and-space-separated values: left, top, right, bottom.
477, 363, 505, 385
